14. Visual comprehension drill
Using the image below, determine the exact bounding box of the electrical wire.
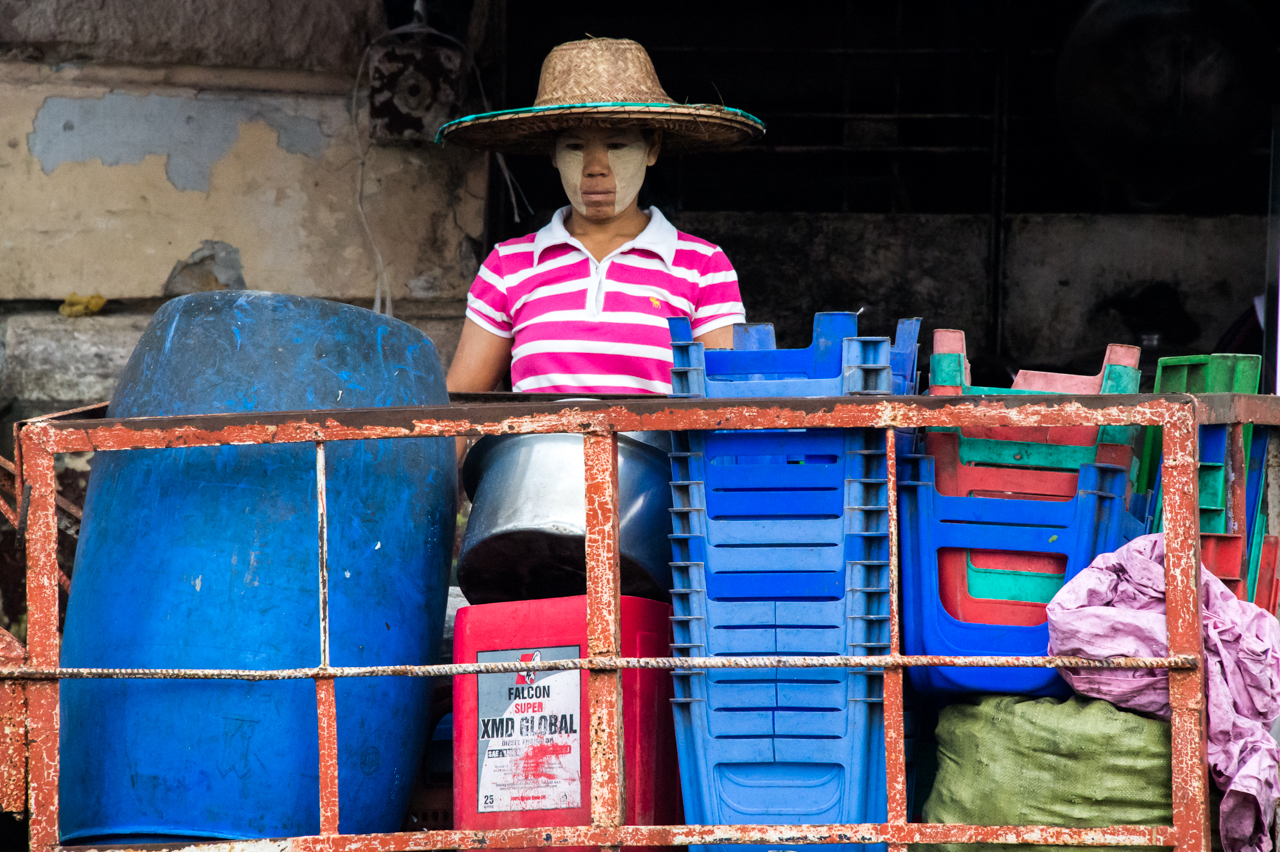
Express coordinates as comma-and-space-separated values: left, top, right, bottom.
351, 19, 533, 315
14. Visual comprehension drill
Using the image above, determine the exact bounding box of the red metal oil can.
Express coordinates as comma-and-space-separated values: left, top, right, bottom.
453, 595, 680, 850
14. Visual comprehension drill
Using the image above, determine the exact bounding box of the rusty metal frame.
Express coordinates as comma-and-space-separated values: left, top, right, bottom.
10, 390, 1263, 852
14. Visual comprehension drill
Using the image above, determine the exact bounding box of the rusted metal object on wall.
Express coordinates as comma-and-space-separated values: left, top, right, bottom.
369, 39, 466, 144
4, 390, 1261, 852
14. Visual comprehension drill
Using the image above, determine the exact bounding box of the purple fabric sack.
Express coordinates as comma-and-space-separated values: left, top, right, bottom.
1047, 533, 1280, 852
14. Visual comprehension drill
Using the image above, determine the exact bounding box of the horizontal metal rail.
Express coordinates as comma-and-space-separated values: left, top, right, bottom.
53, 821, 1178, 851
0, 654, 1198, 682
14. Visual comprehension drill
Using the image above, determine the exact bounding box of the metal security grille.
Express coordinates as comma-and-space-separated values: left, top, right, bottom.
5, 389, 1260, 852
489, 0, 1274, 226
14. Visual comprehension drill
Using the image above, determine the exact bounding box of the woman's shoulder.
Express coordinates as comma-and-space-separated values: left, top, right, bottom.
479, 232, 539, 277
670, 229, 733, 272
492, 232, 538, 258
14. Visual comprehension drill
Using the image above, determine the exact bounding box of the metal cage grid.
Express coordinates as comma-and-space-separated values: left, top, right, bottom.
7, 389, 1267, 852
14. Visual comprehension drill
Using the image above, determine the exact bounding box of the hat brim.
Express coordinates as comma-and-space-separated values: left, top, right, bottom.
435, 102, 765, 154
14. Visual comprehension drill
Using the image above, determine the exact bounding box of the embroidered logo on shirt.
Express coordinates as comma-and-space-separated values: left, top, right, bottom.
650, 297, 661, 308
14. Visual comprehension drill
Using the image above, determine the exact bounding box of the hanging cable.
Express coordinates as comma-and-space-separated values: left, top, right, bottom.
352, 18, 533, 314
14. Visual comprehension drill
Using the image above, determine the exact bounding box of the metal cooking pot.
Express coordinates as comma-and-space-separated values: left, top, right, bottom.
457, 430, 674, 605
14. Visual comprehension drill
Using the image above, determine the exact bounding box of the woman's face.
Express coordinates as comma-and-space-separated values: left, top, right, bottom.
553, 125, 660, 221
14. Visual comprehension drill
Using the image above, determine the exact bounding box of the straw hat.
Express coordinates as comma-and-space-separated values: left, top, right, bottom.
436, 37, 765, 154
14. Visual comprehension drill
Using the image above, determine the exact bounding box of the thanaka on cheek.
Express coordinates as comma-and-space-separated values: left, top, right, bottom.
607, 142, 647, 216
554, 143, 587, 215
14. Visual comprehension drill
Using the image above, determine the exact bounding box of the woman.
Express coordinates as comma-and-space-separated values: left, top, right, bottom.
438, 37, 765, 396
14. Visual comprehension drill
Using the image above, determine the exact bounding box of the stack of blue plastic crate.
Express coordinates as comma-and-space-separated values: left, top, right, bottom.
666, 313, 920, 851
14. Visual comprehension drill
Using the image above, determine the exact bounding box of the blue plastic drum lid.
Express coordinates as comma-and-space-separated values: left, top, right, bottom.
59, 291, 456, 842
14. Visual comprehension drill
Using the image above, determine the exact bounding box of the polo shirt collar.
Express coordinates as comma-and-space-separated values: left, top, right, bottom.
532, 206, 679, 270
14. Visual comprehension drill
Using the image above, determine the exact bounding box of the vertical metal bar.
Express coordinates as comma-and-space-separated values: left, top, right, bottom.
883, 429, 909, 845
315, 441, 340, 835
1161, 410, 1211, 852
0, 681, 26, 814
840, 0, 851, 213
1263, 104, 1280, 393
317, 677, 340, 835
889, 0, 905, 213
986, 0, 1011, 360
583, 431, 624, 840
20, 429, 58, 851
317, 442, 331, 669
1227, 424, 1249, 583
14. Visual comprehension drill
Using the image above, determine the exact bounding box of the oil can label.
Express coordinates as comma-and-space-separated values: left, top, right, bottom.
476, 645, 582, 812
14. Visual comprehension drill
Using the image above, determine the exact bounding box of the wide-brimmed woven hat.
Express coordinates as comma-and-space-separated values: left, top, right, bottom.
436, 37, 764, 154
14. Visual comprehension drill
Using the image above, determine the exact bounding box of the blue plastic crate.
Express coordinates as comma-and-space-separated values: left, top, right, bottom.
1247, 426, 1269, 551
898, 454, 1131, 697
890, 318, 922, 395
670, 428, 888, 597
669, 314, 920, 399
668, 427, 895, 852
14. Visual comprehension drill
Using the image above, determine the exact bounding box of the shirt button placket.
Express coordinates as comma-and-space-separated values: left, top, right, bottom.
595, 260, 609, 316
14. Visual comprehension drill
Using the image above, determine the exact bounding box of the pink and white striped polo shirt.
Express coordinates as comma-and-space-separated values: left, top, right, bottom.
465, 206, 746, 394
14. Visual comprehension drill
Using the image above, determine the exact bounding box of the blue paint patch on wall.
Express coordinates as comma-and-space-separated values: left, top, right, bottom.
28, 93, 328, 192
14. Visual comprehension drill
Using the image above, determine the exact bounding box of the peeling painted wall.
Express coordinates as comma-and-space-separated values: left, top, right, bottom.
0, 68, 487, 305
29, 92, 328, 192
0, 0, 383, 73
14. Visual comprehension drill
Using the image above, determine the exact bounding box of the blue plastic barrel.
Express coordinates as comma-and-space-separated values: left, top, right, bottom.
59, 292, 456, 842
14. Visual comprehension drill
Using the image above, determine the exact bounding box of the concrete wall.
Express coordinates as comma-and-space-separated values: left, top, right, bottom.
0, 61, 478, 423
1004, 215, 1267, 370
0, 0, 483, 425
675, 212, 1267, 379
0, 0, 383, 72
0, 66, 485, 305
673, 212, 992, 352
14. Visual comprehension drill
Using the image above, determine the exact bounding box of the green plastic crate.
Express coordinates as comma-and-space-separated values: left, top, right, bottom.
1139, 353, 1262, 536
1248, 512, 1267, 603
1136, 354, 1261, 495
930, 354, 1141, 473
966, 552, 1065, 604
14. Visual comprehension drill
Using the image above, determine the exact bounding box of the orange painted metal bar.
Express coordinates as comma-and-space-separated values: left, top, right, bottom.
583, 432, 624, 837
0, 681, 26, 814
20, 430, 59, 851
884, 428, 908, 852
8, 392, 1245, 852
317, 677, 340, 836
55, 821, 1179, 852
1160, 409, 1211, 852
315, 441, 340, 836
19, 396, 1226, 457
1227, 423, 1249, 584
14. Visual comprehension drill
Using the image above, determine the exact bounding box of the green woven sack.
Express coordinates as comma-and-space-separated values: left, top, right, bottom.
921, 694, 1217, 852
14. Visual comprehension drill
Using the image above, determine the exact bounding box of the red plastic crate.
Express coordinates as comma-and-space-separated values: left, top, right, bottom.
1201, 533, 1246, 599
1261, 536, 1280, 615
453, 595, 680, 852
925, 432, 1077, 500
937, 549, 1066, 627
924, 432, 1135, 501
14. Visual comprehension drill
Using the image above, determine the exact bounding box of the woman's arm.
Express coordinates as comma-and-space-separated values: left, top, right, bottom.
446, 319, 513, 393
694, 325, 734, 350
446, 319, 514, 460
